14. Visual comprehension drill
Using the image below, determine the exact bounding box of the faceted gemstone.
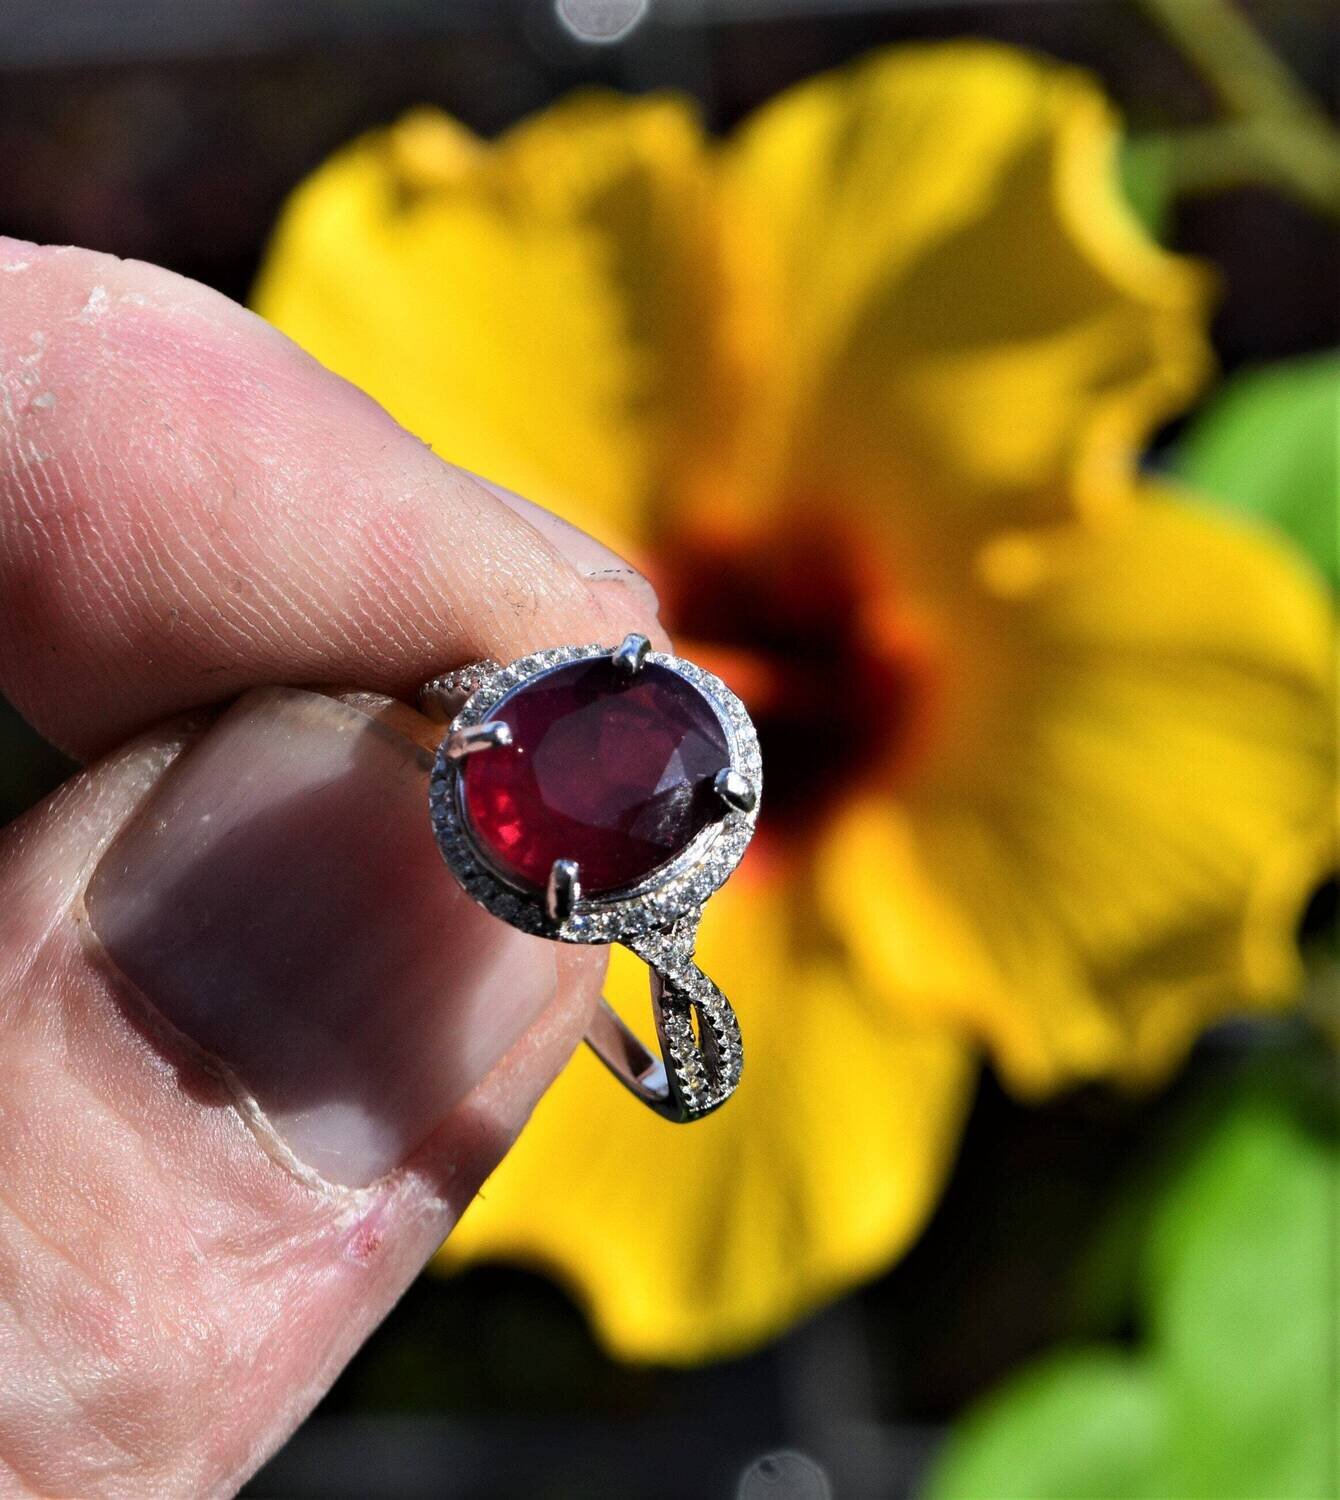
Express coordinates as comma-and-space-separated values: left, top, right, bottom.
460, 658, 731, 896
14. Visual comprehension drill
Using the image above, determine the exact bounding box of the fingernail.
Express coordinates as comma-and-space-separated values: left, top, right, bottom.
86, 686, 557, 1188
472, 473, 661, 618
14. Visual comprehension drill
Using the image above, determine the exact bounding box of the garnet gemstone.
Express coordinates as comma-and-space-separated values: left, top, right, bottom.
460, 658, 731, 896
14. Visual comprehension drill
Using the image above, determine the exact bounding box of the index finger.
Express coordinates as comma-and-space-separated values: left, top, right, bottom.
0, 237, 662, 758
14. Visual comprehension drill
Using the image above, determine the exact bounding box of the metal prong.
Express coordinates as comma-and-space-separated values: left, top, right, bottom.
546, 859, 581, 923
443, 721, 512, 760
713, 767, 757, 814
612, 632, 651, 675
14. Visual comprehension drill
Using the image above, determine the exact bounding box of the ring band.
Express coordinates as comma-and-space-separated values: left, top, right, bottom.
420, 636, 761, 1123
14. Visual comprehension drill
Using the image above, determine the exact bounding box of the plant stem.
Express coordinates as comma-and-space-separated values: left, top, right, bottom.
1139, 0, 1340, 218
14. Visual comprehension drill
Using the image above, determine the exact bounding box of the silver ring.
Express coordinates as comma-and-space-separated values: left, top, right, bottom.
420, 635, 761, 1122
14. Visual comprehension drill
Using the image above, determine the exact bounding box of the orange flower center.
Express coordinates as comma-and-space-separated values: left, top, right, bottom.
654, 516, 939, 847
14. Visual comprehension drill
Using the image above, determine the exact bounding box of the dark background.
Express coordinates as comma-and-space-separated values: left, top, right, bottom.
0, 4, 1335, 1496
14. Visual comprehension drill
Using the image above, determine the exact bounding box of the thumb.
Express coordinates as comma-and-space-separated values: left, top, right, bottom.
0, 686, 599, 1496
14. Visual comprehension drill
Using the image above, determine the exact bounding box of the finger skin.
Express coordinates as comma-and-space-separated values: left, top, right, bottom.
0, 725, 596, 1496
0, 238, 661, 759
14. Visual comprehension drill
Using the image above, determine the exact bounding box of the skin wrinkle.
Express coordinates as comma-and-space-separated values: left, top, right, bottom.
7, 458, 135, 675
0, 1079, 147, 1311
48, 1063, 229, 1286
106, 373, 296, 663
4, 1058, 168, 1295
160, 338, 406, 663
208, 393, 444, 669
179, 438, 315, 651
0, 1224, 162, 1462
151, 518, 281, 662
0, 1246, 148, 1484
0, 1448, 49, 1499
0, 1126, 139, 1309
75, 506, 145, 665
0, 381, 47, 542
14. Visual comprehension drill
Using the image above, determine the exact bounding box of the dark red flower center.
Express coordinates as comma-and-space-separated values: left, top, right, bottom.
655, 517, 937, 843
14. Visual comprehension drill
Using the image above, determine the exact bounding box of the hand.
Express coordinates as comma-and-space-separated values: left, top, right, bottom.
0, 237, 663, 1496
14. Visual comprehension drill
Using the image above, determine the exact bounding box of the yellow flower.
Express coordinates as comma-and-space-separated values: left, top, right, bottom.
254, 43, 1335, 1361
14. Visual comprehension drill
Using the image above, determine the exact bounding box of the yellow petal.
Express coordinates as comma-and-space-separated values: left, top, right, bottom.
821, 495, 1336, 1095
441, 870, 974, 1363
253, 92, 743, 549
720, 43, 1212, 530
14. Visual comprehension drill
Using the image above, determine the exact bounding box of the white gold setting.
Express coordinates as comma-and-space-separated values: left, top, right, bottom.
424, 641, 761, 1121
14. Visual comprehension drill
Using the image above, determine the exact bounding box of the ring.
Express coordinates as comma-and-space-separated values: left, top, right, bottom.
419, 635, 761, 1123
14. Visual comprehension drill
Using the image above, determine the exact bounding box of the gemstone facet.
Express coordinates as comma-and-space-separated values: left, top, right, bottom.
460, 658, 732, 897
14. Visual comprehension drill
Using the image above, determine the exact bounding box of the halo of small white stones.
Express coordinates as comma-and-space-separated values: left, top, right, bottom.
417, 659, 502, 720
427, 642, 762, 947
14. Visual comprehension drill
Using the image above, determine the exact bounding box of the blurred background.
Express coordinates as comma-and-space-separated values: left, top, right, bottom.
1, 3, 1336, 1498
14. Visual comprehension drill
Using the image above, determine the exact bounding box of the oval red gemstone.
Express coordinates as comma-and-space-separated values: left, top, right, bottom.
460, 658, 731, 896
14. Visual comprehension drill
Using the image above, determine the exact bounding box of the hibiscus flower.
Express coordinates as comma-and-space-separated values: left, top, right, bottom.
253, 43, 1335, 1362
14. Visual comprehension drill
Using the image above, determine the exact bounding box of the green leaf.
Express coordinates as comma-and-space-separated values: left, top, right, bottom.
1148, 1088, 1339, 1499
1171, 354, 1340, 588
924, 1073, 1340, 1500
925, 1351, 1164, 1500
